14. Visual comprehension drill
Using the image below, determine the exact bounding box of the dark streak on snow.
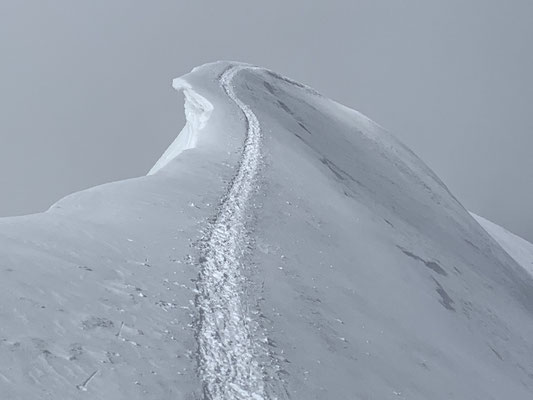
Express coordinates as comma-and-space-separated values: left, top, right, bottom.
293, 133, 305, 143
297, 121, 312, 135
264, 70, 322, 96
397, 246, 448, 277
275, 99, 313, 136
464, 238, 481, 251
320, 158, 360, 185
321, 158, 345, 180
384, 219, 394, 228
263, 81, 276, 95
489, 346, 504, 361
277, 100, 292, 114
432, 277, 456, 311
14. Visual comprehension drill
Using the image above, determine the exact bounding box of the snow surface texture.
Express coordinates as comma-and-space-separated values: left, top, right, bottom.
1, 61, 533, 399
195, 65, 270, 400
473, 213, 533, 277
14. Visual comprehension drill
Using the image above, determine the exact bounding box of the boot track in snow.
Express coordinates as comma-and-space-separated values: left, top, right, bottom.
195, 65, 274, 400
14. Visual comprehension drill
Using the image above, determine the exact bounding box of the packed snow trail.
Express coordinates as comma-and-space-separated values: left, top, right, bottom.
196, 65, 269, 400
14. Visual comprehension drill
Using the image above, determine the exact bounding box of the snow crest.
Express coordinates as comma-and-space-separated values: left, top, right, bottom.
195, 65, 271, 400
148, 78, 213, 175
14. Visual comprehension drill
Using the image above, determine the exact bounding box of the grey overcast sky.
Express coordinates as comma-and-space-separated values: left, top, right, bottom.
0, 0, 532, 241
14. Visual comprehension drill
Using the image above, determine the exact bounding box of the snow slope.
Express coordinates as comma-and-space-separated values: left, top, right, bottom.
1, 61, 532, 399
473, 213, 533, 277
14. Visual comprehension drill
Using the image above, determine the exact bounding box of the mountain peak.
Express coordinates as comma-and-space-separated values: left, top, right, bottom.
1, 63, 533, 399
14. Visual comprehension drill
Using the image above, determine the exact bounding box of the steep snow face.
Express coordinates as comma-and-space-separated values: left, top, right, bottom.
227, 66, 533, 400
148, 79, 214, 175
0, 61, 533, 399
473, 213, 533, 276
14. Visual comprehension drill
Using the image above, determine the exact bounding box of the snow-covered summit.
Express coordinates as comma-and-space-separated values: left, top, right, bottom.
1, 61, 532, 399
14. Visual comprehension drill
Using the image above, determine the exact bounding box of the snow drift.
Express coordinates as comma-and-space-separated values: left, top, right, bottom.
0, 61, 532, 399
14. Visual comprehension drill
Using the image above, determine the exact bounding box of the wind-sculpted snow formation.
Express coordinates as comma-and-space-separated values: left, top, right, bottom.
0, 61, 532, 399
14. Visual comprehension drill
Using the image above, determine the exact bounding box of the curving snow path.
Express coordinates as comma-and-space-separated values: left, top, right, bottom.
195, 65, 270, 400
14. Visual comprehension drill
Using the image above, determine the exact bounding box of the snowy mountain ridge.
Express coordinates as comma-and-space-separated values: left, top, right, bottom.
472, 213, 533, 277
0, 61, 532, 399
